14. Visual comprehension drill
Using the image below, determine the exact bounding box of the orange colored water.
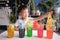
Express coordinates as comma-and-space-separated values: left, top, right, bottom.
7, 25, 14, 38
46, 29, 53, 39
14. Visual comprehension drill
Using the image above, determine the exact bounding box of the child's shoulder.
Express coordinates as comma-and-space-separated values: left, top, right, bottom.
16, 19, 23, 22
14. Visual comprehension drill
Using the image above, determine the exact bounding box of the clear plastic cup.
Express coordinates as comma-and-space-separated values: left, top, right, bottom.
7, 24, 14, 38
46, 29, 53, 39
27, 20, 33, 37
19, 22, 25, 38
38, 27, 43, 38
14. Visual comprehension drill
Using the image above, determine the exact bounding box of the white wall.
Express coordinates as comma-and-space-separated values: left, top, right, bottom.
0, 7, 11, 25
55, 7, 60, 14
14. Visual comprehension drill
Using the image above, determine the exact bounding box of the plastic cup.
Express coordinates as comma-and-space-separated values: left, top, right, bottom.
27, 20, 32, 37
19, 22, 25, 38
7, 24, 14, 38
37, 27, 43, 38
46, 29, 53, 39
19, 29, 25, 38
27, 27, 32, 37
33, 21, 37, 30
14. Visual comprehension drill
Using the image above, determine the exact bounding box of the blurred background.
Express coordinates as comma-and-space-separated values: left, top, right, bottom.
0, 0, 60, 33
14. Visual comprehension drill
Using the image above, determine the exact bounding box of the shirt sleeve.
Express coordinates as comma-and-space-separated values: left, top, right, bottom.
14, 20, 19, 27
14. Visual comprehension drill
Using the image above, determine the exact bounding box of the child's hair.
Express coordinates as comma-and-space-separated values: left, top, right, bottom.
18, 5, 28, 13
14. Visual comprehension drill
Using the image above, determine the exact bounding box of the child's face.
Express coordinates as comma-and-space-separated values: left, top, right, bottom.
20, 8, 29, 19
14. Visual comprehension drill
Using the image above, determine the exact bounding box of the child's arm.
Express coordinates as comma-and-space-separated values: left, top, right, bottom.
14, 20, 19, 31
33, 11, 53, 21
32, 11, 54, 30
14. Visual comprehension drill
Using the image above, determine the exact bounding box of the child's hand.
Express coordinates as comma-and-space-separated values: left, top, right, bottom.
48, 11, 54, 15
37, 21, 44, 29
14, 26, 19, 31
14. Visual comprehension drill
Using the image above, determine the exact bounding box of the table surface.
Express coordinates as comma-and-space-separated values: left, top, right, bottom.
0, 30, 60, 40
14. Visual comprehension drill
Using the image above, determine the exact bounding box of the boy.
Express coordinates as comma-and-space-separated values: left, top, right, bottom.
14, 5, 54, 31
14, 5, 29, 31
